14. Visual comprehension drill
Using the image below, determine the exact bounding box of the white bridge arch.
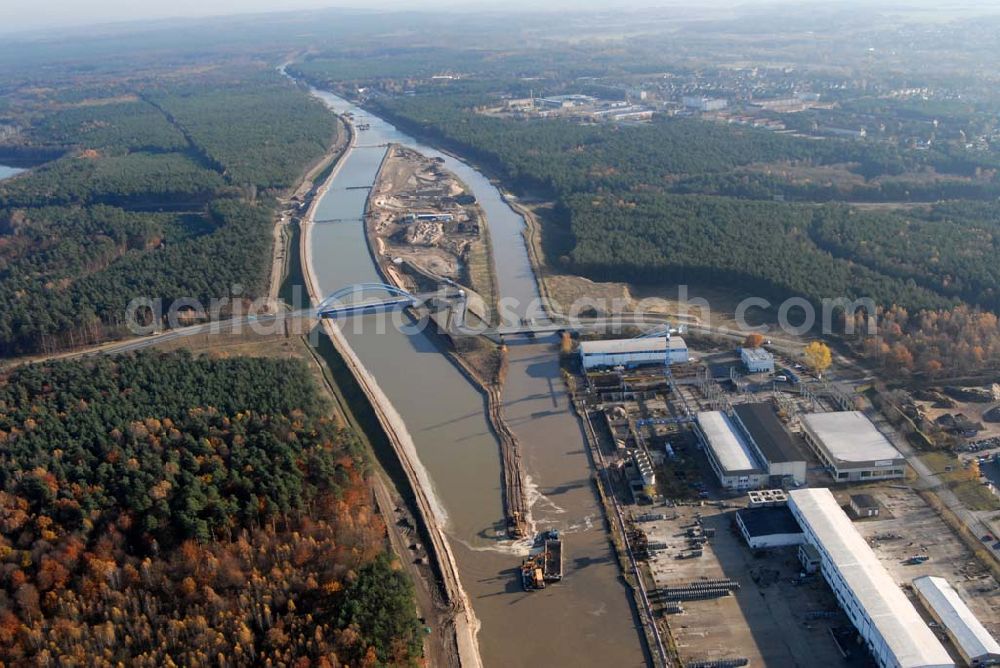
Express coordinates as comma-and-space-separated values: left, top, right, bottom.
316, 282, 419, 317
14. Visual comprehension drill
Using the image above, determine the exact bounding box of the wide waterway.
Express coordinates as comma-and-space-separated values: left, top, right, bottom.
0, 165, 25, 181
306, 89, 647, 667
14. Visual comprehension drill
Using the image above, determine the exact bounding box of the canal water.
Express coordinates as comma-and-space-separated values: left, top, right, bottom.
307, 90, 647, 667
0, 165, 25, 181
307, 92, 506, 548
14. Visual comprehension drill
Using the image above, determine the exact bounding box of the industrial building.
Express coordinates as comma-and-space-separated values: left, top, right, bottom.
537, 94, 597, 109
850, 493, 880, 518
630, 449, 656, 492
735, 506, 804, 549
912, 576, 1000, 667
588, 105, 653, 122
788, 488, 954, 668
682, 96, 727, 111
740, 346, 775, 373
696, 411, 769, 490
504, 97, 535, 111
747, 488, 788, 508
798, 542, 821, 574
694, 403, 806, 490
579, 335, 688, 370
800, 411, 907, 482
606, 109, 654, 122
733, 402, 807, 485
403, 212, 454, 223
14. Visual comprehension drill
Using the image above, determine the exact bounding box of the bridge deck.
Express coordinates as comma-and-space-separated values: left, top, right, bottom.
493, 323, 565, 336
318, 296, 417, 316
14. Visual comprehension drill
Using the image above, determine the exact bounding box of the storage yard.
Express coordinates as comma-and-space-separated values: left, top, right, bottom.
639, 501, 855, 667
567, 335, 1000, 668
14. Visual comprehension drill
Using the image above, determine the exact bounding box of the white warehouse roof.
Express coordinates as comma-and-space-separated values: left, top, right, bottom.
579, 336, 686, 355
913, 575, 1000, 664
801, 411, 902, 464
741, 347, 773, 362
789, 488, 953, 668
697, 411, 763, 474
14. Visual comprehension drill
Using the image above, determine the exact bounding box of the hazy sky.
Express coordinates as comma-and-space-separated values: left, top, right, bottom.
0, 0, 799, 34
0, 0, 349, 33
0, 0, 982, 35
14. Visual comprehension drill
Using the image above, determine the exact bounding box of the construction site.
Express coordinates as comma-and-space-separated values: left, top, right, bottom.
366, 143, 496, 327
566, 335, 1000, 668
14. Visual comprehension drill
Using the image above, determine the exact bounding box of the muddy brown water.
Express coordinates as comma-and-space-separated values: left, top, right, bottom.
305, 89, 647, 667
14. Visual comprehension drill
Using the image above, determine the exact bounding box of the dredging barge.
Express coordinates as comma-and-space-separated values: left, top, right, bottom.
521, 530, 563, 591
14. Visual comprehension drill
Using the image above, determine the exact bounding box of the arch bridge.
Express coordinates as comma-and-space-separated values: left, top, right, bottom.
316, 282, 421, 317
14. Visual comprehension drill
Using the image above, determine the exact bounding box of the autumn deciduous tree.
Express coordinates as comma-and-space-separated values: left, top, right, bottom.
0, 352, 422, 666
864, 305, 1000, 376
803, 341, 833, 376
560, 331, 574, 355
890, 343, 915, 372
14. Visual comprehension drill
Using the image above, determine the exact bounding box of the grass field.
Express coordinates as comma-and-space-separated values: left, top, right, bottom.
921, 451, 1000, 512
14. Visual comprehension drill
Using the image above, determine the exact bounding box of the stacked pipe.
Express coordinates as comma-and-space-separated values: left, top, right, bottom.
688, 659, 749, 668
655, 579, 740, 601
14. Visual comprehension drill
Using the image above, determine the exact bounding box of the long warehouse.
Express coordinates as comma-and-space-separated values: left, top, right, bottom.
732, 402, 807, 485
788, 488, 954, 668
695, 411, 768, 490
578, 335, 689, 370
696, 405, 807, 489
912, 575, 1000, 667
